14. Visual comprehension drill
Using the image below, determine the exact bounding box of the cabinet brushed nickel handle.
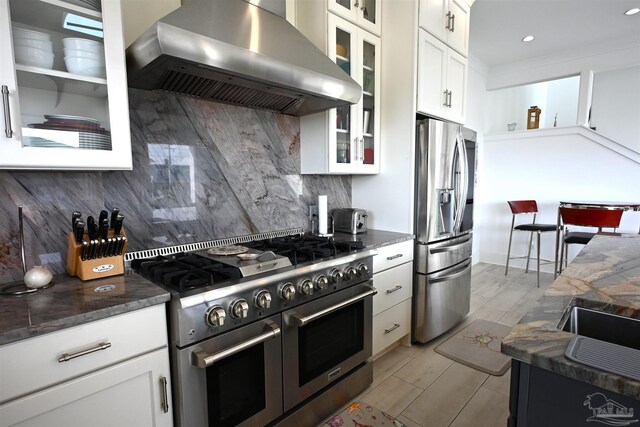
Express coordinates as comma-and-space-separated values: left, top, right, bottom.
445, 11, 452, 30
386, 285, 402, 294
160, 376, 169, 413
449, 90, 453, 108
2, 85, 13, 138
360, 137, 364, 161
385, 323, 401, 334
58, 341, 111, 363
451, 13, 456, 32
386, 253, 403, 261
443, 90, 449, 107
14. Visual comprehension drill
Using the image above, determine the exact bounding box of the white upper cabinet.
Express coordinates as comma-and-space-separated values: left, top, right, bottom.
328, 0, 381, 36
419, 0, 470, 57
297, 3, 381, 174
0, 0, 132, 170
417, 29, 467, 124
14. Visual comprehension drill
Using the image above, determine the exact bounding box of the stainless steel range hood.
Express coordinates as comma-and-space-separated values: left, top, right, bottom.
125, 0, 362, 116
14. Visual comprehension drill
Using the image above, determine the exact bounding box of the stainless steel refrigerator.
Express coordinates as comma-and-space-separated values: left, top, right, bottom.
413, 117, 476, 343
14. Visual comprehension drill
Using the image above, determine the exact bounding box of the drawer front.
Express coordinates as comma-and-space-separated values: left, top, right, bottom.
372, 299, 412, 356
373, 262, 413, 316
0, 305, 167, 404
373, 240, 414, 273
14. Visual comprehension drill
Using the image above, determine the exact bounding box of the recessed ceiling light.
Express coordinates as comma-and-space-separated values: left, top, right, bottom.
624, 7, 640, 15
522, 35, 535, 42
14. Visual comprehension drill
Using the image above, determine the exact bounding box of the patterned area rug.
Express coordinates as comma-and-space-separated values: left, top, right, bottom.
324, 401, 405, 427
434, 319, 513, 376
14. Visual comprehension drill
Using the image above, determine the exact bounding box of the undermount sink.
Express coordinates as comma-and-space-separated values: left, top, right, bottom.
561, 306, 640, 380
561, 306, 640, 350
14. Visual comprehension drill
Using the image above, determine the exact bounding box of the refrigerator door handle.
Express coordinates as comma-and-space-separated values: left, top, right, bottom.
452, 130, 469, 234
429, 235, 472, 253
429, 258, 472, 283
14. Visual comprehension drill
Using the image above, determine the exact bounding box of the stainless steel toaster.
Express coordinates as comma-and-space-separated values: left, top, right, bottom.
332, 208, 368, 234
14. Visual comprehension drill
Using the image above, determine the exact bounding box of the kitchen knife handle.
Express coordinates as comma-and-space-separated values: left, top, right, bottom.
100, 217, 109, 239
110, 207, 120, 229
114, 214, 124, 235
98, 209, 108, 225
86, 216, 96, 239
72, 211, 81, 229
74, 220, 85, 243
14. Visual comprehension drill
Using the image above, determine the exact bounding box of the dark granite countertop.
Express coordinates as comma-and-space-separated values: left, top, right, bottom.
502, 234, 640, 399
0, 272, 170, 346
333, 229, 414, 249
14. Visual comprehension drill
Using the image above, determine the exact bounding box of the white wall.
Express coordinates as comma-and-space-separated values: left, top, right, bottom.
464, 55, 488, 261
590, 65, 640, 153
476, 129, 640, 272
121, 0, 180, 47
486, 76, 580, 133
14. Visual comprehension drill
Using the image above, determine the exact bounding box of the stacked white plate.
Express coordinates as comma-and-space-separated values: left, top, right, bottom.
63, 37, 105, 78
12, 27, 54, 69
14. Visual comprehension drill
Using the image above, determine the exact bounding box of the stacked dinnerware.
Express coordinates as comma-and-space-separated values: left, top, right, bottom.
12, 27, 54, 69
63, 37, 105, 78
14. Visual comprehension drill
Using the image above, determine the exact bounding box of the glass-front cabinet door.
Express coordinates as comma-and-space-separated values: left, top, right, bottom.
328, 0, 381, 36
0, 0, 131, 170
326, 14, 380, 174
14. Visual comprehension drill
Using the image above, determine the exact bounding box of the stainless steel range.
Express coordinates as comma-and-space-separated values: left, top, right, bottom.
127, 229, 377, 427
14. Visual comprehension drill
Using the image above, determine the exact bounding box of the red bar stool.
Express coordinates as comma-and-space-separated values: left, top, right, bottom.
505, 200, 557, 287
558, 207, 623, 273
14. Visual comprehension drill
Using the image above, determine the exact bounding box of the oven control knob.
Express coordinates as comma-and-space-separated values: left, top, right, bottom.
205, 306, 226, 327
314, 274, 329, 290
230, 299, 249, 318
299, 279, 314, 296
329, 268, 344, 283
356, 263, 369, 277
344, 265, 357, 280
280, 283, 296, 301
254, 290, 272, 309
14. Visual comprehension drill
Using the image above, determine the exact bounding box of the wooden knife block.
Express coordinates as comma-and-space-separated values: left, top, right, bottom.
66, 228, 128, 281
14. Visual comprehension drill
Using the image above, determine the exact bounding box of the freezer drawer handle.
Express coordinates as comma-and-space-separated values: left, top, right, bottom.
386, 253, 403, 261
386, 285, 403, 294
429, 239, 471, 254
429, 260, 472, 284
191, 321, 280, 368
290, 285, 377, 326
385, 323, 401, 334
58, 341, 111, 363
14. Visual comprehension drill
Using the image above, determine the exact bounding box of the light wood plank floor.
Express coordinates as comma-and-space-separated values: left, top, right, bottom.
321, 263, 555, 427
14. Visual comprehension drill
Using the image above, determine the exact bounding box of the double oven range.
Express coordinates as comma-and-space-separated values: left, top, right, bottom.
127, 230, 377, 426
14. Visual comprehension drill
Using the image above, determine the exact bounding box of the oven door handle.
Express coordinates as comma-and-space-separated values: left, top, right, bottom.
289, 285, 377, 327
191, 320, 280, 368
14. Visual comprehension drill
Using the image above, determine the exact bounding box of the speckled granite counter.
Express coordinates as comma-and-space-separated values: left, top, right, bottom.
0, 272, 170, 346
502, 234, 640, 399
333, 229, 414, 249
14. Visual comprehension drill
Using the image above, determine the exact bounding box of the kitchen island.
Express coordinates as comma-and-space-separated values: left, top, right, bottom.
502, 233, 640, 426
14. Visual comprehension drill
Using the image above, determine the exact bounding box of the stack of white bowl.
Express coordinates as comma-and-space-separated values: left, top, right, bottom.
63, 37, 105, 78
13, 27, 54, 69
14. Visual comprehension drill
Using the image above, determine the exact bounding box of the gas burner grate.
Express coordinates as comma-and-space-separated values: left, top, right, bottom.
131, 253, 242, 293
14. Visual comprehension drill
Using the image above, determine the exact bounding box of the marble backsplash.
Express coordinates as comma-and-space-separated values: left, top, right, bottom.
0, 89, 351, 284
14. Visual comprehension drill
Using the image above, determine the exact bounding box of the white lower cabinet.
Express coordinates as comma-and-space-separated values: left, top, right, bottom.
372, 240, 414, 357
0, 305, 173, 427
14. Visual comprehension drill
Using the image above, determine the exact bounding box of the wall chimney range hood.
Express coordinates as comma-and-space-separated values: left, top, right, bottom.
125, 0, 362, 116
